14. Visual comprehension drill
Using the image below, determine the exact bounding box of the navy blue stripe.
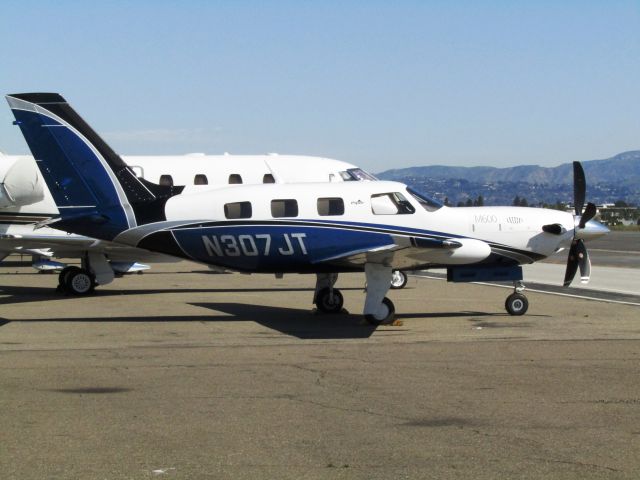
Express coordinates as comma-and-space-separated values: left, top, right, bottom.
167, 219, 545, 262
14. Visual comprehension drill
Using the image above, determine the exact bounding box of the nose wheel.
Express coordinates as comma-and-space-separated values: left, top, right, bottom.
505, 281, 528, 315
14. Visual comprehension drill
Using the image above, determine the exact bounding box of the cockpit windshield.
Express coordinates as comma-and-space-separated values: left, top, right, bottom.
407, 187, 443, 212
339, 168, 378, 181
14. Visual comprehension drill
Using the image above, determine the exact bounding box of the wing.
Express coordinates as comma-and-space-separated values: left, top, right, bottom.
312, 234, 491, 270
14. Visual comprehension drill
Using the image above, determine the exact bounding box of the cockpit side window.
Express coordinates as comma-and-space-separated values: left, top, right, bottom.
407, 187, 443, 212
371, 192, 415, 215
340, 168, 379, 181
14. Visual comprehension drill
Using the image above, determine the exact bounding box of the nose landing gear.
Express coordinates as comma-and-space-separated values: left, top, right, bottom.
505, 281, 528, 316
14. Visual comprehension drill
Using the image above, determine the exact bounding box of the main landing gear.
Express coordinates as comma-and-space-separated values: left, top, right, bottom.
505, 281, 529, 316
56, 252, 115, 295
58, 266, 96, 295
363, 263, 395, 325
313, 264, 396, 325
314, 273, 344, 313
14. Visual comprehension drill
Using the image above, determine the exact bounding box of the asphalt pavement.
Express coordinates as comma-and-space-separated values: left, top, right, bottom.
1, 262, 640, 479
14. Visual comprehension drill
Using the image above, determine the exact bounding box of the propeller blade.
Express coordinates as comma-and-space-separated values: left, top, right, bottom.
573, 161, 586, 216
563, 241, 579, 287
578, 202, 597, 229
576, 240, 591, 284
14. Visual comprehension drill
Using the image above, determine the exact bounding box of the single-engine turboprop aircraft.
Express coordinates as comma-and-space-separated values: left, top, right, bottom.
7, 93, 609, 323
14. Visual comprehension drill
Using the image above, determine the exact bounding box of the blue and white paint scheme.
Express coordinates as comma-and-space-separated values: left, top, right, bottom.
6, 93, 609, 322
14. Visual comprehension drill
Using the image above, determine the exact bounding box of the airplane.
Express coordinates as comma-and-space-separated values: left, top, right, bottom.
1, 150, 388, 293
6, 93, 609, 323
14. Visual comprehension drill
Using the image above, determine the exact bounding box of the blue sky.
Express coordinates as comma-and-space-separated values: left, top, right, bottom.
1, 1, 638, 172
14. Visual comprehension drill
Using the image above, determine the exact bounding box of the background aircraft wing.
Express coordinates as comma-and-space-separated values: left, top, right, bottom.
0, 233, 177, 262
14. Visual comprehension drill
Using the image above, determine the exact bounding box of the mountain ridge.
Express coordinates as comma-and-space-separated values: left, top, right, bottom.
376, 150, 640, 205
377, 150, 640, 186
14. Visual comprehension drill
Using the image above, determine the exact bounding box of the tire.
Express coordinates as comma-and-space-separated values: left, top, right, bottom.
58, 266, 81, 286
57, 266, 81, 292
315, 288, 344, 314
390, 270, 408, 289
364, 297, 396, 325
66, 269, 96, 295
505, 293, 528, 316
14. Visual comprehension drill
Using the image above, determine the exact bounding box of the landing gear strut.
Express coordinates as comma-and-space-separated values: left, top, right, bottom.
363, 263, 395, 325
505, 281, 528, 316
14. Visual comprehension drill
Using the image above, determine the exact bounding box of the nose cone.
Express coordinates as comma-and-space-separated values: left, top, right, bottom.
575, 219, 610, 241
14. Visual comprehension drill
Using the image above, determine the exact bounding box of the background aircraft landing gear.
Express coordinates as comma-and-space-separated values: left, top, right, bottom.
57, 266, 79, 292
58, 266, 96, 295
505, 281, 528, 316
390, 270, 408, 289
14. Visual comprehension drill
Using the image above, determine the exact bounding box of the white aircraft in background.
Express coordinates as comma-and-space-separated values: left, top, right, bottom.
6, 93, 609, 322
1, 151, 388, 293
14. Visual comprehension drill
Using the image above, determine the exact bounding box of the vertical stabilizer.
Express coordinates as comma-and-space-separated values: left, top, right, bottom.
6, 93, 182, 240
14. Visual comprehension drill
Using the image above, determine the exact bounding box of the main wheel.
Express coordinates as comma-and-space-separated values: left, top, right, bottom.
315, 288, 344, 314
66, 269, 96, 295
505, 293, 528, 316
390, 270, 408, 289
364, 297, 396, 325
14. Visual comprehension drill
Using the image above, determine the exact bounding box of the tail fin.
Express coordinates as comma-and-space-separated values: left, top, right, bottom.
6, 93, 182, 240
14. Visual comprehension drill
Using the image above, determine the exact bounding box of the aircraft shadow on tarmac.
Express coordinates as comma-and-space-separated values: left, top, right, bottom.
0, 301, 513, 339
0, 285, 359, 306
191, 302, 380, 339
0, 304, 379, 339
187, 303, 529, 338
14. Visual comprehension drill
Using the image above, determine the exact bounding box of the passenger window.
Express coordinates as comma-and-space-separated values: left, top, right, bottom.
371, 193, 415, 215
224, 201, 252, 219
228, 174, 243, 184
159, 174, 174, 187
271, 199, 298, 218
263, 174, 275, 184
317, 197, 344, 216
194, 174, 208, 185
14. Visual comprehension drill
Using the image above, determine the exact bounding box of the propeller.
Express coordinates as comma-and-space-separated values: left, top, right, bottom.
563, 162, 596, 287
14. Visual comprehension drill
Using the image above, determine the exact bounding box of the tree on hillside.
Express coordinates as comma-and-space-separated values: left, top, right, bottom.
513, 195, 521, 206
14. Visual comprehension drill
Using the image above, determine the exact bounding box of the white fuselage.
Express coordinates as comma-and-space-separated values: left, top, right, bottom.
153, 181, 576, 268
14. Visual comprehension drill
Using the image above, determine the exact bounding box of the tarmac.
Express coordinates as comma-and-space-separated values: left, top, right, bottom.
1, 259, 640, 479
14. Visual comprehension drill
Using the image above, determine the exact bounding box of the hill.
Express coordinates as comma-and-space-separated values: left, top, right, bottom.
376, 151, 640, 206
